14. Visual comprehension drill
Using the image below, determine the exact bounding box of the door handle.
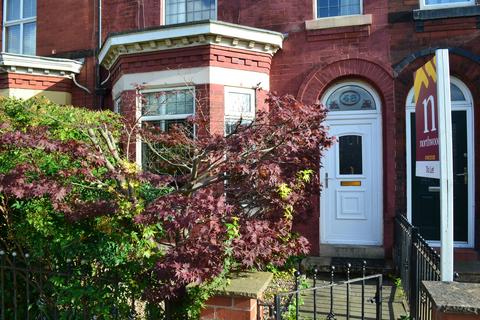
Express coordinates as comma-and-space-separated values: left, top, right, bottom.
325, 172, 330, 188
455, 167, 468, 185
428, 186, 440, 193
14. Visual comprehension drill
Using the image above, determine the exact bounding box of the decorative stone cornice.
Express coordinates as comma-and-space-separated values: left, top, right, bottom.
99, 20, 284, 70
0, 53, 84, 77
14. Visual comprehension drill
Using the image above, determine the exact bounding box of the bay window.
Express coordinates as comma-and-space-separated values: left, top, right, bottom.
165, 0, 216, 25
316, 0, 362, 18
3, 0, 36, 55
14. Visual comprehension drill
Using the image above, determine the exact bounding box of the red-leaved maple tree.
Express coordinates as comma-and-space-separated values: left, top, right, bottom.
136, 93, 333, 300
0, 93, 333, 307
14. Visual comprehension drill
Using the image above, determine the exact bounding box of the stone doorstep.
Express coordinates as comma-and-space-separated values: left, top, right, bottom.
319, 244, 385, 259
301, 257, 393, 275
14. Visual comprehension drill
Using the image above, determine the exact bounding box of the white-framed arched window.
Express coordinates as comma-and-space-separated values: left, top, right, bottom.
405, 77, 475, 247
321, 81, 382, 120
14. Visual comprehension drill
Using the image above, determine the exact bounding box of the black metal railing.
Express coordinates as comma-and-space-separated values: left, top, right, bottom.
0, 249, 160, 319
395, 214, 442, 320
260, 263, 383, 320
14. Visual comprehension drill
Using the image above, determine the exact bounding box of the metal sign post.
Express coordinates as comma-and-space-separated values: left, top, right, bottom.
436, 49, 454, 282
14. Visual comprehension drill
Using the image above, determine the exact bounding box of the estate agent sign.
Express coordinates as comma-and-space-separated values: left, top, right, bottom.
414, 57, 440, 179
414, 49, 454, 281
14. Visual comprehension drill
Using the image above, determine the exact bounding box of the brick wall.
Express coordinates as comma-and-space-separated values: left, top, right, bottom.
35, 0, 98, 108
0, 73, 71, 92
36, 0, 95, 57
433, 311, 480, 320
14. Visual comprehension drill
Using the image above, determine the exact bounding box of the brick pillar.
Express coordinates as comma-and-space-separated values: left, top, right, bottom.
423, 281, 480, 320
200, 295, 259, 320
433, 311, 480, 320
199, 272, 273, 320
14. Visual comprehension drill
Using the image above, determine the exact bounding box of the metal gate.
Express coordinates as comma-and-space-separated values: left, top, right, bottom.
260, 263, 383, 320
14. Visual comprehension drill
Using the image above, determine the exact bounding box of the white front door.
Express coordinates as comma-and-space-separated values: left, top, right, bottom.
320, 81, 383, 246
320, 119, 383, 245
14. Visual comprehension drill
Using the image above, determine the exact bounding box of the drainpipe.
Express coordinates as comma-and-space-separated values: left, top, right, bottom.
95, 0, 106, 110
98, 0, 102, 48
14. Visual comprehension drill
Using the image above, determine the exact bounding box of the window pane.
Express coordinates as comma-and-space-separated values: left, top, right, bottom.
451, 83, 466, 102
23, 22, 36, 55
326, 84, 376, 111
142, 119, 192, 173
23, 0, 36, 18
339, 135, 363, 175
166, 0, 186, 24
317, 0, 360, 17
6, 0, 20, 21
340, 0, 360, 15
226, 92, 252, 115
114, 98, 122, 114
410, 83, 467, 104
143, 90, 194, 116
425, 0, 470, 4
225, 118, 252, 135
166, 0, 215, 24
6, 25, 21, 54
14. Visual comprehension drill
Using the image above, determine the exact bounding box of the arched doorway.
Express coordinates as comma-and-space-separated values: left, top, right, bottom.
320, 81, 383, 246
405, 77, 475, 247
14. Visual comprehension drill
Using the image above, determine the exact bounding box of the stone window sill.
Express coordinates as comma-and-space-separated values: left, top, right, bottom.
413, 5, 480, 20
305, 14, 372, 31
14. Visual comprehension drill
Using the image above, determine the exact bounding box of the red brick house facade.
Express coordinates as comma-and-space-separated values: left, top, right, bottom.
1, 0, 478, 260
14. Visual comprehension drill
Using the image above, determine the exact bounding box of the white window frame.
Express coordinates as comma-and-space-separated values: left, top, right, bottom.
419, 0, 475, 10
3, 0, 37, 55
136, 86, 196, 166
113, 96, 122, 114
313, 0, 363, 19
224, 86, 256, 136
162, 0, 218, 26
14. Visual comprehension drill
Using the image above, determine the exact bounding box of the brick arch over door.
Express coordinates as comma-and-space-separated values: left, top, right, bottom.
295, 58, 398, 257
296, 58, 394, 105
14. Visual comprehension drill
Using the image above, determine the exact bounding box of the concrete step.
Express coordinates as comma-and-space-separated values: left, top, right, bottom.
320, 245, 385, 259
301, 256, 394, 275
